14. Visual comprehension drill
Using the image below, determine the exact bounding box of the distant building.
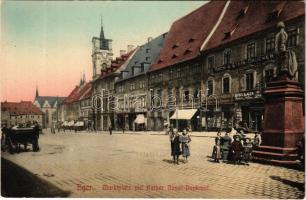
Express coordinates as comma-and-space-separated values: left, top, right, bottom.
33, 87, 65, 128
1, 101, 43, 127
60, 76, 92, 124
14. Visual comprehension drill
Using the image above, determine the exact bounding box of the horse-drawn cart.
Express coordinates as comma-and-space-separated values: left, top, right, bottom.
4, 125, 40, 154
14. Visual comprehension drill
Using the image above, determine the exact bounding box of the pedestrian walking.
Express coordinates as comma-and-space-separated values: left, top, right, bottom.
171, 128, 181, 165
109, 125, 112, 135
180, 129, 191, 163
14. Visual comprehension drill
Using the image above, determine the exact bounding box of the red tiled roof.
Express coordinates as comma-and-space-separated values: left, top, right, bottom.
64, 82, 92, 104
203, 1, 305, 51
150, 1, 227, 72
1, 101, 43, 115
98, 50, 135, 79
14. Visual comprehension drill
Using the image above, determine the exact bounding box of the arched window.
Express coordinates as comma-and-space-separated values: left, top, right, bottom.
222, 73, 231, 94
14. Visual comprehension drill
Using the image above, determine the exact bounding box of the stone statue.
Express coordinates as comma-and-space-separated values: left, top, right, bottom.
275, 21, 298, 79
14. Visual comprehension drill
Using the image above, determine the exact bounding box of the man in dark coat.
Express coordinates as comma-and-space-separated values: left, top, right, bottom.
171, 129, 181, 165
232, 136, 243, 164
109, 125, 112, 135
221, 132, 232, 160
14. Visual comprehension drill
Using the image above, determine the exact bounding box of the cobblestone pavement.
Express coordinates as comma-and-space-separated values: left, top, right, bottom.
2, 130, 305, 198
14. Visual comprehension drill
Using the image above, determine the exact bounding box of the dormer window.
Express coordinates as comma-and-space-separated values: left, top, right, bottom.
236, 5, 249, 20
172, 54, 178, 59
158, 59, 163, 64
172, 44, 179, 49
266, 10, 281, 23
224, 24, 239, 40
188, 38, 195, 43
184, 49, 192, 55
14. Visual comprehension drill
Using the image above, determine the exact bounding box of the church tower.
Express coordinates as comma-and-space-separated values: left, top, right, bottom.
92, 17, 113, 79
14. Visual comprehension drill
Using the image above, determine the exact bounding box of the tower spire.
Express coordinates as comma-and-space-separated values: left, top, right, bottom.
100, 14, 105, 39
35, 85, 39, 97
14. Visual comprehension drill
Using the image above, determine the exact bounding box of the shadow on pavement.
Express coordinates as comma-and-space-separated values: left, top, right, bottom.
1, 158, 70, 197
270, 175, 305, 192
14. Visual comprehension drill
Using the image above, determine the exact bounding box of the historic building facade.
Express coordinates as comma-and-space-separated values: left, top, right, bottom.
148, 1, 228, 131
60, 76, 92, 125
92, 48, 135, 131
114, 33, 167, 131
33, 88, 65, 128
199, 1, 305, 132
1, 101, 43, 127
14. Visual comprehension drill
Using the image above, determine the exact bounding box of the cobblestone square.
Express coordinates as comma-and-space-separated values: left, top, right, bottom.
1, 130, 305, 198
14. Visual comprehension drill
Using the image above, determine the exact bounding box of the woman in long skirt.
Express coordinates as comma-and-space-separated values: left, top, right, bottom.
180, 129, 191, 163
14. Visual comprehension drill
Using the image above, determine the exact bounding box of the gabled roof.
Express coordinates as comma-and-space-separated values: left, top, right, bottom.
1, 101, 43, 115
64, 82, 92, 104
150, 1, 227, 72
35, 96, 65, 108
97, 49, 136, 80
117, 33, 167, 82
202, 1, 305, 51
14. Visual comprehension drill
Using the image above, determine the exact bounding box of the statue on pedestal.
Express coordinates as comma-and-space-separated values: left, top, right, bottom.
275, 21, 298, 80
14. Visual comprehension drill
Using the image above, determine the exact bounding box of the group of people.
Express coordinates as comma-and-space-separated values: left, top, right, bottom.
168, 127, 192, 164
212, 129, 262, 165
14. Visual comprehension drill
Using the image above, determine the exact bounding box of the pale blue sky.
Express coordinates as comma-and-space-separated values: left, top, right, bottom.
1, 1, 206, 101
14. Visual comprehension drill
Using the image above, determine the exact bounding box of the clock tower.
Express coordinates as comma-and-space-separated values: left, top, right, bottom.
92, 19, 113, 79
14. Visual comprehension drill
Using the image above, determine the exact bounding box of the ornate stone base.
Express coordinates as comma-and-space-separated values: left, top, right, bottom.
252, 73, 304, 165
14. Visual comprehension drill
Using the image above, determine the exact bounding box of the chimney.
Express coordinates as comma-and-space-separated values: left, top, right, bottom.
120, 50, 126, 56
127, 45, 134, 53
147, 37, 153, 43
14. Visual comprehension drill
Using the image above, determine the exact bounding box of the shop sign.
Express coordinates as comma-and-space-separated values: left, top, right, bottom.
234, 91, 262, 101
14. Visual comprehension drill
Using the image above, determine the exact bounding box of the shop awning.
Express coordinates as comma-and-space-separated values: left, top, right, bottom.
134, 114, 145, 124
74, 121, 84, 126
170, 109, 198, 120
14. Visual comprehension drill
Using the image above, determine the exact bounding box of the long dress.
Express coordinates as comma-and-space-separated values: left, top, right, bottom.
180, 134, 191, 157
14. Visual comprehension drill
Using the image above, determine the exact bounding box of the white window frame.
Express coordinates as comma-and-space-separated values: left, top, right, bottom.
223, 49, 231, 65
206, 77, 215, 96
245, 41, 256, 59
222, 73, 232, 94
244, 69, 257, 91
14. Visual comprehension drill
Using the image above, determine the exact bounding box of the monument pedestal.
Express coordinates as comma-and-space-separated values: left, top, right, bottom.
252, 73, 304, 165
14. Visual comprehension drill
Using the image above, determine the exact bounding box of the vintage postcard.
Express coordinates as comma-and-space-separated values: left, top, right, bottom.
1, 0, 305, 198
